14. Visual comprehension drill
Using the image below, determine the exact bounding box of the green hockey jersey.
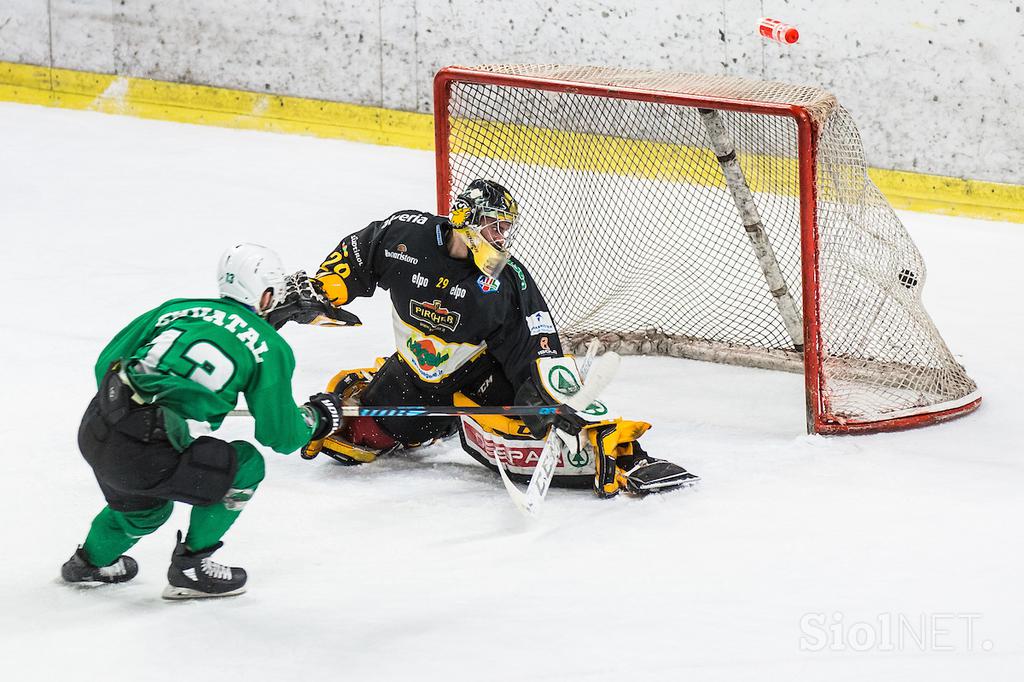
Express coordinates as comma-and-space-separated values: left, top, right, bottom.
94, 297, 314, 454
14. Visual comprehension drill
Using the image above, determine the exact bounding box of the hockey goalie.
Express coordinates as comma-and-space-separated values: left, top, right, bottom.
271, 180, 699, 497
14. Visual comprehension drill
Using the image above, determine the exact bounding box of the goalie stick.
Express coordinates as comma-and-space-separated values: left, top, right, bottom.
493, 351, 621, 518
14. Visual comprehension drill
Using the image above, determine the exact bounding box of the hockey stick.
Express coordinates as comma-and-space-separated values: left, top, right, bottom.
228, 342, 609, 419
227, 404, 581, 419
493, 351, 621, 518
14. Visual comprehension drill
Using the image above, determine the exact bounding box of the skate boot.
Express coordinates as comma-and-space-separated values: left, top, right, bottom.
61, 547, 138, 584
617, 454, 700, 496
162, 531, 247, 600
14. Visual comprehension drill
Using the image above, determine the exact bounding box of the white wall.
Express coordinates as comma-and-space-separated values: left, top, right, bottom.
2, 0, 1020, 183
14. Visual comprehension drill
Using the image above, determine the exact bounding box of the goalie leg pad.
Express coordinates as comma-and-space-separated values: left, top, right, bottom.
584, 418, 653, 498
320, 417, 399, 466
591, 423, 620, 499
302, 361, 386, 460
454, 392, 595, 485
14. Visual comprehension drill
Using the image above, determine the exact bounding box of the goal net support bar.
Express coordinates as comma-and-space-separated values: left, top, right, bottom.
698, 107, 804, 350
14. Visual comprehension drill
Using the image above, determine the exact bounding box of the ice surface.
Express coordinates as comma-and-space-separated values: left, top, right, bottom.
0, 102, 1020, 681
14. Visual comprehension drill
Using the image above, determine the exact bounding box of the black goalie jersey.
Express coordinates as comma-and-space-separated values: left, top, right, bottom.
314, 209, 563, 397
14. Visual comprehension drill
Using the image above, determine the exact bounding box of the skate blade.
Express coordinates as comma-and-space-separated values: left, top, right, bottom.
161, 584, 247, 600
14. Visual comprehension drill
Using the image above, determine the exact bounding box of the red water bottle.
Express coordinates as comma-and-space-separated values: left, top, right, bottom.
759, 17, 799, 44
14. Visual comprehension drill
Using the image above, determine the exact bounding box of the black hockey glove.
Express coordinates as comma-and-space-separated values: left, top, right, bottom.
266, 272, 362, 330
305, 392, 345, 441
515, 381, 587, 439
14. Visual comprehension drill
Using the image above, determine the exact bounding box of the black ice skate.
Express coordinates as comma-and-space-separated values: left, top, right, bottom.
162, 531, 247, 600
617, 455, 700, 496
61, 547, 138, 584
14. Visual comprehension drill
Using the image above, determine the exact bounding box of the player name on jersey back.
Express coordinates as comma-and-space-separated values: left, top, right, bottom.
154, 305, 270, 362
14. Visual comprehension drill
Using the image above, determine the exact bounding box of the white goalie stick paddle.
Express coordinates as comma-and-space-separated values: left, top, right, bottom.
493, 351, 621, 518
576, 338, 602, 381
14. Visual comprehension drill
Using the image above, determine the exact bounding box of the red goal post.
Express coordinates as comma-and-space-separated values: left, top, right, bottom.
433, 64, 981, 434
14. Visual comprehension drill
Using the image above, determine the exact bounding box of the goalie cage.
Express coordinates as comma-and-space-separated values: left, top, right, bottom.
433, 64, 981, 434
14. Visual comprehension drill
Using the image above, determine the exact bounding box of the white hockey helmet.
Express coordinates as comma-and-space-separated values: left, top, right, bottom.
217, 243, 288, 314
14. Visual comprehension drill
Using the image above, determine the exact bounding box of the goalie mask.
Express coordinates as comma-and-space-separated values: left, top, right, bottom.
450, 179, 520, 277
217, 243, 289, 315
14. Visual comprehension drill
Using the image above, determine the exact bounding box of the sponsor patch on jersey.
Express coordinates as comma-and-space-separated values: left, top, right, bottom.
348, 235, 364, 266
449, 284, 466, 300
476, 275, 500, 293
385, 247, 419, 265
526, 311, 556, 335
406, 337, 450, 379
507, 261, 528, 290
538, 335, 558, 356
410, 299, 461, 332
383, 213, 429, 228
411, 272, 429, 288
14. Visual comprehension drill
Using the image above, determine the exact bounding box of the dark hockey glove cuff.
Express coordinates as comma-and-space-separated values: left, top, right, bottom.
515, 381, 587, 439
304, 392, 345, 441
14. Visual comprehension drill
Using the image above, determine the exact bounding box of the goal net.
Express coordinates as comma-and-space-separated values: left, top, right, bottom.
433, 64, 980, 433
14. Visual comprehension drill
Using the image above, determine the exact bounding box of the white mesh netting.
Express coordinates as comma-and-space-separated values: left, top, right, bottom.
439, 64, 979, 430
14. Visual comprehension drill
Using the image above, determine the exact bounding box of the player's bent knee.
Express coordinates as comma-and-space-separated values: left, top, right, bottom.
229, 441, 266, 489
115, 501, 173, 536
159, 436, 239, 506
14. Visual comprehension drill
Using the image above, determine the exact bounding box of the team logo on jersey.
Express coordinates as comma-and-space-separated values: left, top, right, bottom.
477, 275, 500, 293
410, 299, 461, 332
406, 337, 450, 373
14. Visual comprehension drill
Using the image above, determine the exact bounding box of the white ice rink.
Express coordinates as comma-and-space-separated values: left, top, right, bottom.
1, 102, 1021, 681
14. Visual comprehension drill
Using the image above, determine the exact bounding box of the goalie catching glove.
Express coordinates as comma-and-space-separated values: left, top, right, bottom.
265, 271, 362, 330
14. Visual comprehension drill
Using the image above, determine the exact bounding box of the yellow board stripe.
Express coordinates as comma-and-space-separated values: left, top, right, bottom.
0, 61, 434, 149
2, 60, 1021, 223
450, 116, 796, 194
868, 167, 1024, 223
